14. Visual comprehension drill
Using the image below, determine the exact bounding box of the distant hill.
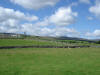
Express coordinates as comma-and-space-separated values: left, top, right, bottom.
0, 32, 99, 43
0, 33, 24, 38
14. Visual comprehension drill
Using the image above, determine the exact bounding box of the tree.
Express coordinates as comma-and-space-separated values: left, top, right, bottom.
96, 41, 100, 44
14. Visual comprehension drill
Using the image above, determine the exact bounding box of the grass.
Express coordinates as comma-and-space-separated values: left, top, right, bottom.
0, 39, 99, 47
0, 48, 100, 75
0, 39, 65, 46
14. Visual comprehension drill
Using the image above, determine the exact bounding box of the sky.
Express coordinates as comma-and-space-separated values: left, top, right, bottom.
0, 0, 100, 39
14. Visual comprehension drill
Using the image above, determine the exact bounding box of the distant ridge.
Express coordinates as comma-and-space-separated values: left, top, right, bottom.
0, 32, 99, 43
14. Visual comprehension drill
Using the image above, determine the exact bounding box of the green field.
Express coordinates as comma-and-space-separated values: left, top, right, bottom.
0, 48, 100, 75
0, 39, 65, 46
0, 39, 98, 47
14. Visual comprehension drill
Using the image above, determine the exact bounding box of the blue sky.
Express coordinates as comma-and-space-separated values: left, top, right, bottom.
0, 0, 100, 39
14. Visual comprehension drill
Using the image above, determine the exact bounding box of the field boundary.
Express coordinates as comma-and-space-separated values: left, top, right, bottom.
0, 45, 90, 49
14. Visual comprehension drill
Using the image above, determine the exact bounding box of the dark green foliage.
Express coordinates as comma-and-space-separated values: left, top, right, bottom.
96, 41, 100, 44
59, 40, 89, 44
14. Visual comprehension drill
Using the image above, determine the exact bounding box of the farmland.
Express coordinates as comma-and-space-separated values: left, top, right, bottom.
0, 0, 100, 75
0, 39, 99, 47
0, 39, 63, 46
0, 48, 100, 75
0, 36, 100, 75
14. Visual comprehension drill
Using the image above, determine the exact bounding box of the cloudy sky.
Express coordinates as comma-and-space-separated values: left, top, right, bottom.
0, 0, 100, 39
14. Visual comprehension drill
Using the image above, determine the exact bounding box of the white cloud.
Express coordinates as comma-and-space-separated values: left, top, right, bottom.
40, 27, 79, 37
32, 6, 78, 27
93, 30, 100, 37
35, 17, 49, 26
21, 23, 79, 37
87, 16, 93, 20
10, 0, 59, 10
0, 6, 79, 37
52, 27, 79, 37
89, 0, 100, 18
20, 6, 79, 37
0, 7, 38, 22
49, 7, 78, 26
79, 0, 90, 4
0, 6, 38, 33
86, 30, 100, 37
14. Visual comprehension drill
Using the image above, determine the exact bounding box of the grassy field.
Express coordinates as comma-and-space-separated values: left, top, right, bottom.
0, 39, 65, 46
0, 48, 100, 75
0, 39, 99, 47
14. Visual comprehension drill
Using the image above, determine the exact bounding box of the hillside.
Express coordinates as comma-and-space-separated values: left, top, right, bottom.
0, 33, 99, 47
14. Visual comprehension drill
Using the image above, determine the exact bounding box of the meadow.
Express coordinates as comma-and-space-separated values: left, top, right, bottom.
0, 48, 100, 75
0, 39, 98, 47
0, 39, 65, 46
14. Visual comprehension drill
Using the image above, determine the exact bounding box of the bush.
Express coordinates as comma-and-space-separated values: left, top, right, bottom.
96, 41, 100, 44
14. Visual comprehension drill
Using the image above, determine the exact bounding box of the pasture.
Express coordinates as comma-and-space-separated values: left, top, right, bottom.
0, 39, 98, 47
0, 48, 100, 75
0, 39, 64, 46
